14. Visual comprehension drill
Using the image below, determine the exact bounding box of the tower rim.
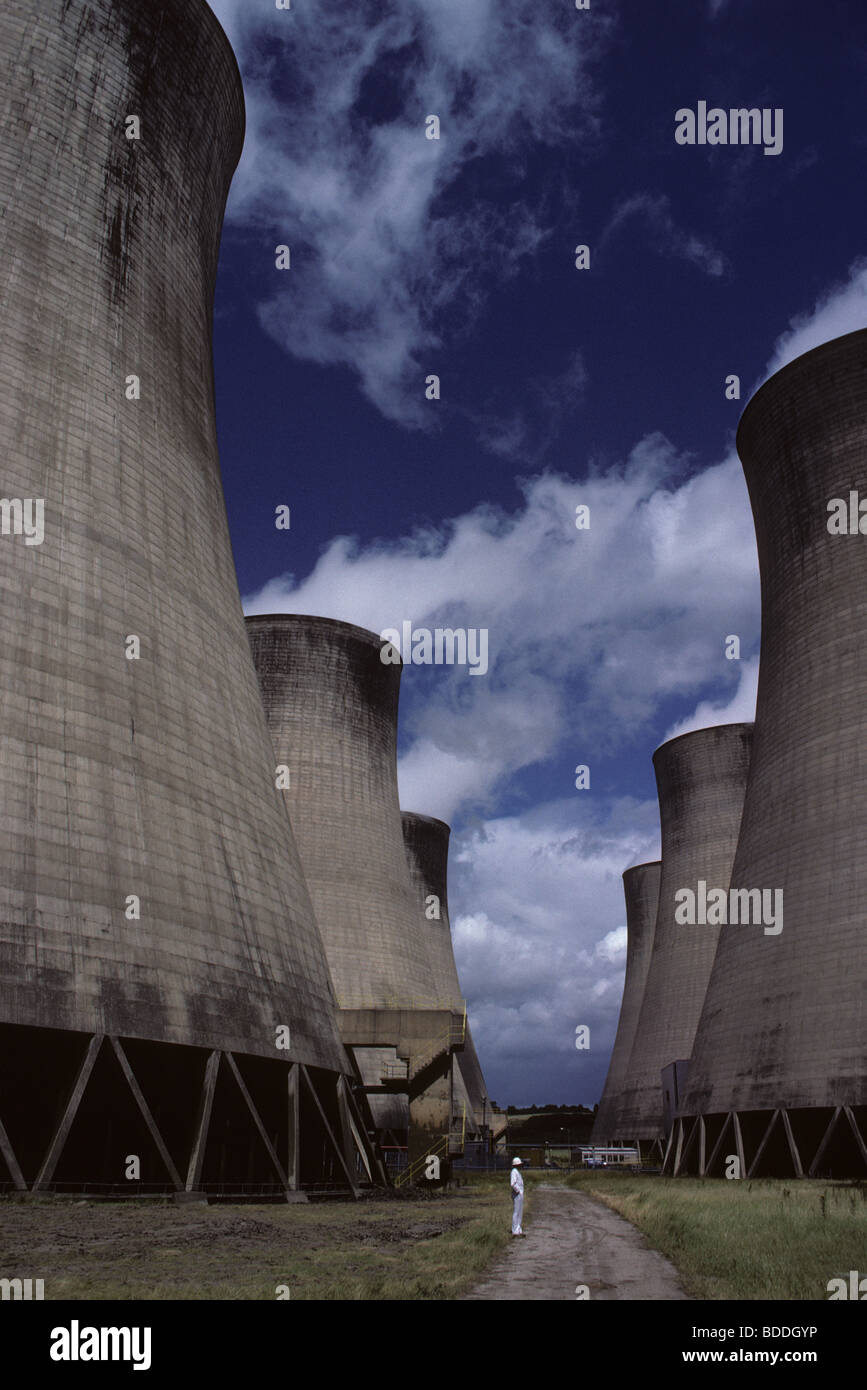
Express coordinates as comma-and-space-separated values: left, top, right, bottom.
401, 810, 451, 835
622, 858, 662, 882
651, 720, 754, 763
735, 327, 867, 457
246, 612, 395, 656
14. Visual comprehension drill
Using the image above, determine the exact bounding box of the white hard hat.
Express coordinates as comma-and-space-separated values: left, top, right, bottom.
511, 1157, 522, 1166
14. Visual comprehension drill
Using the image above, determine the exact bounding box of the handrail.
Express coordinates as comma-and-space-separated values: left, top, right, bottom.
393, 1133, 450, 1188
372, 1003, 467, 1084
407, 1010, 466, 1079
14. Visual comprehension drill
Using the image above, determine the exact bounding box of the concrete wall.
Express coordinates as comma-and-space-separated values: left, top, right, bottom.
591, 861, 661, 1142
617, 725, 753, 1138
456, 1027, 490, 1136
352, 1047, 409, 1136
683, 330, 867, 1116
0, 0, 345, 1071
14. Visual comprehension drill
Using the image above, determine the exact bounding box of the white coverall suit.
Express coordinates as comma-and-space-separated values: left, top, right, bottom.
510, 1165, 524, 1234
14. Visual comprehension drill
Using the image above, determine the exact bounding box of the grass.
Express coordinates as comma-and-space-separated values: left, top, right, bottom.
0, 1183, 512, 1300
564, 1170, 867, 1300
5, 1170, 856, 1300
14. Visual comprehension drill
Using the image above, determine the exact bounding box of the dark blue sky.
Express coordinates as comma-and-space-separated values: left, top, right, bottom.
209, 0, 867, 1106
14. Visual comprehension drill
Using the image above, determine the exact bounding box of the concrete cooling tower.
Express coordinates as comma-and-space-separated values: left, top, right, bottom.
247, 616, 467, 1172
401, 812, 491, 1141
591, 861, 661, 1144
0, 0, 371, 1199
676, 330, 867, 1179
617, 725, 753, 1146
400, 813, 463, 1010
247, 617, 442, 1009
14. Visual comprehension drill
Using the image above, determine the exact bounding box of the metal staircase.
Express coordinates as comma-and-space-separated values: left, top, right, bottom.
393, 1103, 467, 1187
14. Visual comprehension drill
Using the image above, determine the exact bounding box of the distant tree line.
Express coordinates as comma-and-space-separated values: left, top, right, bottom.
504, 1103, 595, 1116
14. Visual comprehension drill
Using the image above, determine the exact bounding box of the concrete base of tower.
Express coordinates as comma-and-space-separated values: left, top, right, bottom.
0, 1022, 383, 1198
665, 1106, 867, 1179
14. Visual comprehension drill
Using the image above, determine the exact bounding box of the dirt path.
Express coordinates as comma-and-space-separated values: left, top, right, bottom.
462, 1184, 690, 1301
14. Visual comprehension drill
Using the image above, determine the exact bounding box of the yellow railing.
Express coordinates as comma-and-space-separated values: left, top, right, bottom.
394, 1102, 467, 1186
407, 1009, 466, 1079
361, 1003, 466, 1084
394, 1133, 450, 1188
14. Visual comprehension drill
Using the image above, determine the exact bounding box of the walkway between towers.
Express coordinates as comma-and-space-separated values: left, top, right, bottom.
462, 1184, 690, 1301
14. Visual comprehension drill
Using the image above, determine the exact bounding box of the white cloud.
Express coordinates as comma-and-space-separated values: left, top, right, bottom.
595, 925, 628, 965
448, 797, 659, 1105
762, 258, 867, 382
664, 655, 758, 742
207, 0, 612, 428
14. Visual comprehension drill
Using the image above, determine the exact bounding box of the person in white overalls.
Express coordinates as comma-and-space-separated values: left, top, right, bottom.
510, 1156, 525, 1235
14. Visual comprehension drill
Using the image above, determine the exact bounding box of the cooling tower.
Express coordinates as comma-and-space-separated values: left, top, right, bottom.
401, 811, 490, 1138
401, 813, 463, 1010
247, 617, 443, 1008
617, 725, 753, 1142
247, 616, 466, 1173
0, 0, 366, 1198
677, 330, 867, 1178
591, 861, 661, 1144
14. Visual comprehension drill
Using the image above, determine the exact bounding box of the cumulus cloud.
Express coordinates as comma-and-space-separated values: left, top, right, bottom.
449, 796, 660, 1105
207, 0, 612, 428
244, 434, 759, 820
601, 193, 728, 277
595, 925, 628, 965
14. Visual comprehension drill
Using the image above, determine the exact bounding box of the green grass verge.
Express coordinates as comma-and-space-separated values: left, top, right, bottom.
0, 1186, 512, 1301
565, 1171, 867, 1300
